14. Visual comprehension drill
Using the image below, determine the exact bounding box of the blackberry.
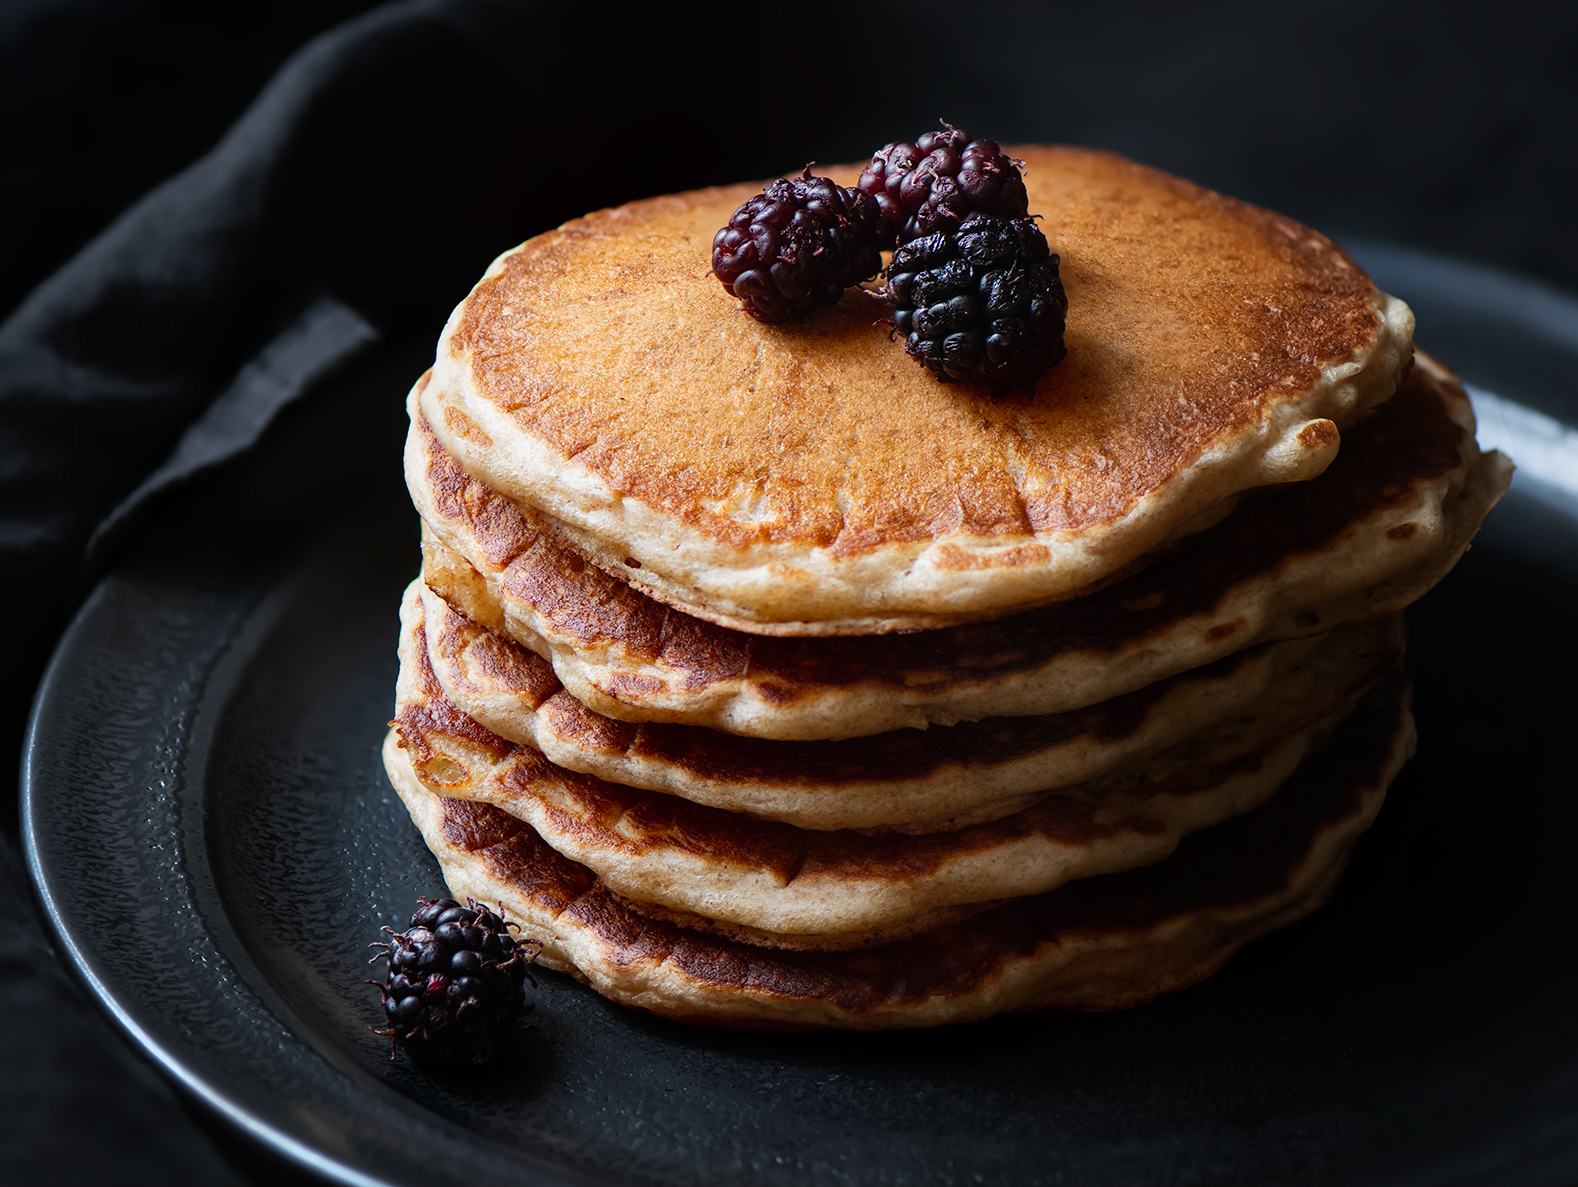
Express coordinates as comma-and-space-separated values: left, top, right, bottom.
712, 169, 894, 324
368, 897, 538, 1063
859, 128, 1029, 243
886, 214, 1068, 390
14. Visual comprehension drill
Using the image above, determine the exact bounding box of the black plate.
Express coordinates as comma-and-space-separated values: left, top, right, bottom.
24, 244, 1578, 1187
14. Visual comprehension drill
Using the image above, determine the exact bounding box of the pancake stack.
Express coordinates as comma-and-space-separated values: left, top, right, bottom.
384, 147, 1511, 1029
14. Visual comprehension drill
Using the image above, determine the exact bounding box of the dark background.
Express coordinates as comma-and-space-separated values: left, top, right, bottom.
1, 1, 1574, 1182
6, 0, 1577, 324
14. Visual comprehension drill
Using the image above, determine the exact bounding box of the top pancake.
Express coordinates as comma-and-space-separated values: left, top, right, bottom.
412, 355, 1508, 739
419, 146, 1415, 634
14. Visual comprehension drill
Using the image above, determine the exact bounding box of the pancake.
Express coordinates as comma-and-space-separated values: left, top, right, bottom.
390, 707, 1343, 946
391, 589, 1393, 943
411, 354, 1509, 739
413, 578, 1406, 831
386, 672, 1414, 1028
418, 147, 1415, 634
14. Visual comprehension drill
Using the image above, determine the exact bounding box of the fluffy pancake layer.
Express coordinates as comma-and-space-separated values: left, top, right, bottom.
387, 672, 1413, 1029
418, 147, 1415, 632
392, 583, 1401, 942
411, 579, 1406, 832
410, 355, 1508, 739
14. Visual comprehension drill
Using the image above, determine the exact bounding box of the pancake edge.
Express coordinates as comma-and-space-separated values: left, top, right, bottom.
419, 148, 1416, 632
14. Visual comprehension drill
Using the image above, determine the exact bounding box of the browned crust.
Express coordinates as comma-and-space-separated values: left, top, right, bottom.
416, 671, 1411, 1022
605, 892, 1011, 953
396, 614, 1187, 874
419, 570, 1407, 833
422, 579, 1309, 793
393, 583, 1399, 947
446, 148, 1385, 555
415, 362, 1466, 708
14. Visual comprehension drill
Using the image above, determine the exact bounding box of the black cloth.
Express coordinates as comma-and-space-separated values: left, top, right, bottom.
2, 1, 1575, 1181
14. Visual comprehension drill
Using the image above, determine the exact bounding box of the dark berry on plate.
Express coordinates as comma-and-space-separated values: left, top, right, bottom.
368, 897, 539, 1063
858, 127, 1029, 243
885, 214, 1067, 390
712, 168, 895, 324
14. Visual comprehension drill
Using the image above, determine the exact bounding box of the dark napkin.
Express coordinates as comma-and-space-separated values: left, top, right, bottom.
0, 0, 847, 693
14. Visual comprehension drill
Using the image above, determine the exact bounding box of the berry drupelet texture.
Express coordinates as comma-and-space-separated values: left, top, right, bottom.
859, 128, 1029, 243
886, 214, 1068, 390
712, 169, 895, 324
369, 897, 538, 1063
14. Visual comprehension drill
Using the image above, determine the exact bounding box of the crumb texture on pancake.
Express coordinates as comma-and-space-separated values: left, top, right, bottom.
420, 147, 1416, 630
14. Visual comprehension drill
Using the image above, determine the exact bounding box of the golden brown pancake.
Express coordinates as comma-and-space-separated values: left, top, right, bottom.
391, 586, 1389, 942
411, 355, 1508, 739
418, 147, 1415, 633
386, 672, 1414, 1028
411, 578, 1406, 831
